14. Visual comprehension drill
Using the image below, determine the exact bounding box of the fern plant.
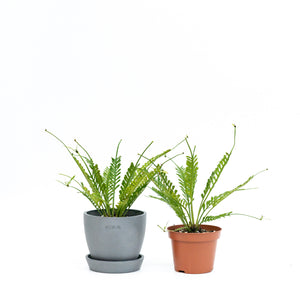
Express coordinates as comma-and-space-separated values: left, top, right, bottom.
46, 130, 170, 217
149, 125, 267, 232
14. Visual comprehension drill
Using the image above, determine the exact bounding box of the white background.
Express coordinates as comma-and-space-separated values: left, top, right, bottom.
1, 0, 299, 299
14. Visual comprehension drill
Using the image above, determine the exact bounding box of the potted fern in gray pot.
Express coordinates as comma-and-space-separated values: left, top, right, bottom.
46, 130, 170, 273
148, 125, 267, 274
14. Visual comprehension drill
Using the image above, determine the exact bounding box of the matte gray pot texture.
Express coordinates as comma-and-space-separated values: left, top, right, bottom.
85, 254, 144, 274
84, 209, 146, 272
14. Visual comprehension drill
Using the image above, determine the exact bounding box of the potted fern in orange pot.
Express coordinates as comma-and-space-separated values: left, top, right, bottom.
149, 125, 267, 274
46, 130, 170, 273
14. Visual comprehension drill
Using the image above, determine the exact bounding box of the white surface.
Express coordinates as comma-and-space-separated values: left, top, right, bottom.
1, 1, 299, 299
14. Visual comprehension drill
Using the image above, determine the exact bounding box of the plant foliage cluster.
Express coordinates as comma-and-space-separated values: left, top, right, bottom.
45, 130, 170, 217
46, 125, 266, 228
149, 125, 267, 232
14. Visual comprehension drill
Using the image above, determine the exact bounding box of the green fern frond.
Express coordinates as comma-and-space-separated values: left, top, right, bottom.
153, 171, 182, 204
102, 166, 109, 183
117, 170, 154, 216
175, 166, 192, 213
201, 152, 231, 202
116, 165, 157, 216
45, 129, 96, 193
200, 125, 236, 204
91, 165, 112, 215
150, 170, 188, 225
196, 125, 236, 224
47, 129, 171, 217
176, 165, 187, 199
119, 141, 155, 199
119, 162, 136, 198
185, 142, 198, 201
141, 149, 171, 171
77, 151, 112, 214
172, 138, 198, 224
118, 170, 143, 204
148, 126, 267, 232
107, 156, 121, 203
80, 184, 103, 212
211, 171, 263, 209
71, 152, 108, 213
71, 154, 95, 191
149, 191, 187, 225
117, 148, 171, 214
199, 169, 267, 223
202, 212, 233, 223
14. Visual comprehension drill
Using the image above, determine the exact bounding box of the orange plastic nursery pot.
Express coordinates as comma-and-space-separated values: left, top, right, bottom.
168, 224, 222, 274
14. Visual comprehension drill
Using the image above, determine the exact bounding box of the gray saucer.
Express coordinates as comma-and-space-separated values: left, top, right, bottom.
86, 254, 144, 273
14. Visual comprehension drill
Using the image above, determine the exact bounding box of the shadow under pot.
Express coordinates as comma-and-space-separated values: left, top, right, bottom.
168, 224, 222, 274
84, 209, 146, 273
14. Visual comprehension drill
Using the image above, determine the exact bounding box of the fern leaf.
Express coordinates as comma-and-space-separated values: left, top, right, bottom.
118, 149, 171, 209
72, 151, 110, 213
150, 170, 188, 225
72, 154, 97, 193
200, 125, 236, 204
106, 156, 122, 206
119, 162, 137, 200
140, 149, 171, 170
205, 189, 234, 211
91, 164, 105, 193
202, 212, 232, 223
119, 141, 164, 200
184, 149, 198, 201
176, 165, 188, 203
117, 171, 152, 216
149, 192, 187, 224
117, 165, 159, 215
201, 152, 231, 202
215, 174, 255, 208
201, 169, 266, 223
80, 184, 103, 211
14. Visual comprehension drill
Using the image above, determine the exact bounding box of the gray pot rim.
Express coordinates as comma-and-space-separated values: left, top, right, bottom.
84, 209, 146, 219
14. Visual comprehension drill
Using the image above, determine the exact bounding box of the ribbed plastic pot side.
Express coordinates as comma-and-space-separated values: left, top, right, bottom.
168, 224, 222, 274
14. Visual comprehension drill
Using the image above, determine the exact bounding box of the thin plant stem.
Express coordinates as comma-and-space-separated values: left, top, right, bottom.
231, 213, 264, 221
171, 135, 188, 151
74, 139, 93, 161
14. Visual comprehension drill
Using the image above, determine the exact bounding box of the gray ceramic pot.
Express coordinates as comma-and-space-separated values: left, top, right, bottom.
84, 209, 146, 261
